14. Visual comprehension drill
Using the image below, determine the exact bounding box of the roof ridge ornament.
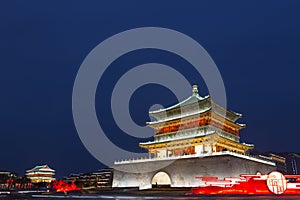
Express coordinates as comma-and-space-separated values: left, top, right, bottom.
192, 84, 199, 96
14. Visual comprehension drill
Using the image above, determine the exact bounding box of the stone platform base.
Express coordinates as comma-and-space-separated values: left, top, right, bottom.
112, 153, 276, 190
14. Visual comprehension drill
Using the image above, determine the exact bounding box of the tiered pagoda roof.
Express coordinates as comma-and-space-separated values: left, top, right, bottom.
147, 85, 243, 125
140, 85, 254, 155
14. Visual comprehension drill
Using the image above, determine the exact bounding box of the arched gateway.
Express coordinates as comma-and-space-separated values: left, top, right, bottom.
151, 171, 171, 187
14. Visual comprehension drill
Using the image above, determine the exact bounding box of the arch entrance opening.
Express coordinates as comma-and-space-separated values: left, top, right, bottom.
151, 172, 171, 188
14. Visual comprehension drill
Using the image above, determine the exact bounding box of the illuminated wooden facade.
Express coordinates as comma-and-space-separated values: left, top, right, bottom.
140, 85, 254, 158
26, 165, 55, 183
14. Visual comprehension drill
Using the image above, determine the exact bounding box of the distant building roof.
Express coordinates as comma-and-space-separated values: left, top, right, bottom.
26, 164, 55, 173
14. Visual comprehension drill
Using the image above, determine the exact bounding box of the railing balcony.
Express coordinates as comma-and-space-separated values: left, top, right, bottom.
152, 125, 240, 144
114, 151, 275, 166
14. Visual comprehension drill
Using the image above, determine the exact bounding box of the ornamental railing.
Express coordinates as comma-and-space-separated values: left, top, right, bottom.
150, 125, 240, 144
114, 151, 275, 166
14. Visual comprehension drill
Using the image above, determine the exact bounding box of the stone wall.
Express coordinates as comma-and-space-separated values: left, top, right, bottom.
112, 154, 276, 189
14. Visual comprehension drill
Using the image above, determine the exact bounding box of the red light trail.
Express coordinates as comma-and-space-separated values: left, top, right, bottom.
191, 171, 300, 195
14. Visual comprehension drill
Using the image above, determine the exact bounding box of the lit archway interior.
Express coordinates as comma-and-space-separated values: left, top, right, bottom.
152, 172, 171, 186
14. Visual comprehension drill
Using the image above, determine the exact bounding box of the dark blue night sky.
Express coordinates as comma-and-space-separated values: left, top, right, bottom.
2, 1, 300, 178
